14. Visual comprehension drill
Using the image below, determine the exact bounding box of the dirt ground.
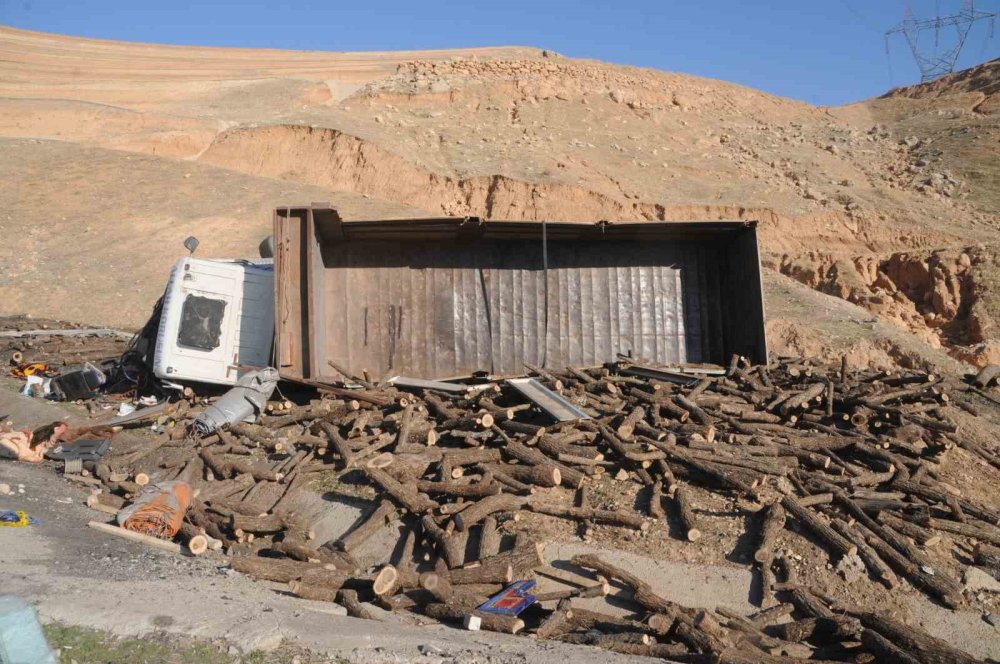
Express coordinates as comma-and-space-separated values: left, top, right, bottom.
3, 358, 1000, 663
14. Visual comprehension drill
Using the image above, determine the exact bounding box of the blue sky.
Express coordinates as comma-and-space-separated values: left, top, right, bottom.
2, 0, 997, 105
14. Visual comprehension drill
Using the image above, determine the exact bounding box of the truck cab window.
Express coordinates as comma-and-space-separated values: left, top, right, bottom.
177, 295, 226, 351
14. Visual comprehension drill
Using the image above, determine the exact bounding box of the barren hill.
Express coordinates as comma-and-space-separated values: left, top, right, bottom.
1, 25, 997, 369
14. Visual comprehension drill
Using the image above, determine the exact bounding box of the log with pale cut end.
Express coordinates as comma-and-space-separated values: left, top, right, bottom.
616, 406, 647, 440
86, 492, 126, 512
372, 564, 418, 597
830, 520, 898, 590
497, 438, 585, 488
419, 571, 454, 602
571, 553, 680, 617
423, 603, 525, 634
497, 463, 561, 488
754, 501, 785, 564
366, 452, 394, 469
185, 534, 208, 556
972, 364, 1000, 388
534, 598, 574, 639
672, 485, 701, 541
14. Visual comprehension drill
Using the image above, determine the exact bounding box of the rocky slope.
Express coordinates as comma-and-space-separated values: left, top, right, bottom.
0, 26, 997, 367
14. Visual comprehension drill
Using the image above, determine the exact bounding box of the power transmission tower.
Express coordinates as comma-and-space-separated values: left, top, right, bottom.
885, 0, 996, 82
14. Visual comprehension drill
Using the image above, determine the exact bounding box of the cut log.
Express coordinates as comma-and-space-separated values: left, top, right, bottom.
571, 553, 682, 619
780, 496, 857, 560
649, 480, 665, 519
422, 603, 524, 634
527, 501, 649, 531
478, 515, 501, 559
364, 467, 438, 515
372, 564, 420, 597
830, 520, 898, 589
421, 514, 467, 569
454, 494, 528, 531
856, 612, 981, 664
336, 500, 398, 552
318, 421, 357, 468
495, 463, 561, 488
458, 544, 543, 581
972, 364, 1000, 388
974, 542, 1000, 569
415, 479, 501, 498
535, 598, 574, 639
337, 589, 376, 620
915, 515, 1000, 547
769, 616, 859, 643
754, 501, 786, 564
672, 485, 701, 541
861, 629, 923, 664
499, 438, 585, 488
229, 555, 324, 583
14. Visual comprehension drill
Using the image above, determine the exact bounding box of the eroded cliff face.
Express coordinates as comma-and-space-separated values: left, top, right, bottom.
770, 246, 1000, 365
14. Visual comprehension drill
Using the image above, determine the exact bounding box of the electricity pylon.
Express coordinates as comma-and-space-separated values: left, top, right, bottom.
886, 0, 996, 82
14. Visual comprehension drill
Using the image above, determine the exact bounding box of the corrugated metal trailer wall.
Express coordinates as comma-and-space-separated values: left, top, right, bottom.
274, 207, 766, 381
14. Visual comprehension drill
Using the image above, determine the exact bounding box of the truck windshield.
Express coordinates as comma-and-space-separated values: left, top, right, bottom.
177, 294, 226, 351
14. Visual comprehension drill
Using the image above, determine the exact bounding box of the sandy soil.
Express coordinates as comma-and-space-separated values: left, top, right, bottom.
1, 27, 998, 366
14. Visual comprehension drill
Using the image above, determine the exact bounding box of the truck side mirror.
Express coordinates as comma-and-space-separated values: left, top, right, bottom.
183, 236, 200, 255
259, 235, 275, 259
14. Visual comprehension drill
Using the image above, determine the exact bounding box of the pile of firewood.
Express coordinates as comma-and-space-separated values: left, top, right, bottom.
79, 355, 1000, 664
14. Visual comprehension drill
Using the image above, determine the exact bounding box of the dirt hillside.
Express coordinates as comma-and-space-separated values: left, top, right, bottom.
1, 26, 997, 368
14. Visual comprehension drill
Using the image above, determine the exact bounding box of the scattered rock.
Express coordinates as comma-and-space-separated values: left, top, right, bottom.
965, 567, 1000, 594
836, 554, 866, 584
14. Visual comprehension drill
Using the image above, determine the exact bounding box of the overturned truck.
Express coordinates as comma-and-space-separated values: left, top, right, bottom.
272, 206, 768, 382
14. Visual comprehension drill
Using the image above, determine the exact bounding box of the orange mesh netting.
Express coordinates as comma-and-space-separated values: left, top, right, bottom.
117, 481, 192, 539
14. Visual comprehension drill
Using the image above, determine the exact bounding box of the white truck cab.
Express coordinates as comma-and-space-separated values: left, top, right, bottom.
153, 257, 275, 386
